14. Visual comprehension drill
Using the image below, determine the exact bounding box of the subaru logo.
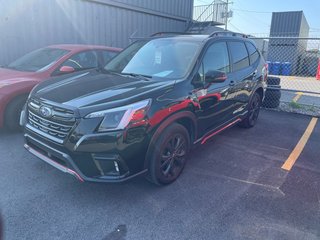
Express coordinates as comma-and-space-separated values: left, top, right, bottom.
39, 106, 52, 118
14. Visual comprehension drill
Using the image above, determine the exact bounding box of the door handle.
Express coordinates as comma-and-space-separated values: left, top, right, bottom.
229, 81, 235, 87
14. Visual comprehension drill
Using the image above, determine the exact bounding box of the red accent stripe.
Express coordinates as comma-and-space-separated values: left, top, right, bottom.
25, 144, 84, 182
201, 118, 242, 144
67, 169, 84, 182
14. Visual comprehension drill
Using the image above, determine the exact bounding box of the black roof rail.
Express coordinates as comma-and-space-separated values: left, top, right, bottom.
209, 31, 248, 38
150, 32, 195, 37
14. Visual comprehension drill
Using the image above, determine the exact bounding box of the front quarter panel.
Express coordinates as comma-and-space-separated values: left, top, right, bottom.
0, 79, 39, 127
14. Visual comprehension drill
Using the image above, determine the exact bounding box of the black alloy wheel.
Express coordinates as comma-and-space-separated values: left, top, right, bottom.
148, 123, 190, 185
239, 92, 261, 128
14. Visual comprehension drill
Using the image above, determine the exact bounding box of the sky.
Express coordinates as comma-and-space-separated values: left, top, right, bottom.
194, 0, 320, 37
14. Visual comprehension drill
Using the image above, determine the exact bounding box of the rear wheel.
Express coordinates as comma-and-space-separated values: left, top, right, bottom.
147, 123, 190, 185
239, 92, 261, 128
4, 95, 27, 131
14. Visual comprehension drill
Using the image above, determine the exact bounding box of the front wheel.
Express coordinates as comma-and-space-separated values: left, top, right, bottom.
238, 92, 261, 128
147, 123, 190, 185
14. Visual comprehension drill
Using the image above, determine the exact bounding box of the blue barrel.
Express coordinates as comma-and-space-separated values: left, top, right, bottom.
266, 61, 273, 75
282, 62, 291, 76
272, 62, 281, 75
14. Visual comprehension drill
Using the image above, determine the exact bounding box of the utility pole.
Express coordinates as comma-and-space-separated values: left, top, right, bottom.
225, 0, 229, 30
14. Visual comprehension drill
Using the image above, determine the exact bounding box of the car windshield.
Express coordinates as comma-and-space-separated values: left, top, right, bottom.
7, 48, 69, 72
105, 38, 202, 79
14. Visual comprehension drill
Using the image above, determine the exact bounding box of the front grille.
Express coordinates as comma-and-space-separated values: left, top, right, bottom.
27, 98, 76, 141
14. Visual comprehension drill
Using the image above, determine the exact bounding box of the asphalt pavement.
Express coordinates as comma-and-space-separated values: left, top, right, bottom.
277, 75, 320, 107
0, 110, 319, 240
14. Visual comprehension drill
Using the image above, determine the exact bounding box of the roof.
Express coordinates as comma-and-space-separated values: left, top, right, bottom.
47, 44, 122, 52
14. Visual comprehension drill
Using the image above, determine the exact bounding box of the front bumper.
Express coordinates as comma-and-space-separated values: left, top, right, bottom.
24, 141, 84, 182
22, 97, 151, 183
23, 112, 150, 183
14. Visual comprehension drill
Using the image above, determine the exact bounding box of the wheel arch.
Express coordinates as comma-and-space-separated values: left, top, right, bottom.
0, 81, 35, 128
3, 92, 29, 127
144, 111, 197, 169
254, 86, 264, 102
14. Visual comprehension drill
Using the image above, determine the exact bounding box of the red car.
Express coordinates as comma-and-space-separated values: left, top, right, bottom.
0, 44, 121, 130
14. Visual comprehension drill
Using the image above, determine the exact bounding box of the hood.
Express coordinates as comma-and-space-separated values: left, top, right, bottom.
0, 67, 37, 83
32, 70, 175, 109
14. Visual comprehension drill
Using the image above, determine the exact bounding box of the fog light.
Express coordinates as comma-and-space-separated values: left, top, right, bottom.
92, 154, 129, 177
114, 161, 119, 172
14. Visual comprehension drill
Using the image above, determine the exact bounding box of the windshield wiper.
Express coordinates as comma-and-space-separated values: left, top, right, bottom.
99, 69, 129, 77
121, 72, 152, 81
100, 69, 152, 81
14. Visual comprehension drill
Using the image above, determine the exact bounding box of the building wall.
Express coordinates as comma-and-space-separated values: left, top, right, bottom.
0, 0, 193, 65
107, 0, 193, 19
299, 12, 310, 38
269, 11, 304, 37
267, 11, 310, 75
252, 39, 268, 60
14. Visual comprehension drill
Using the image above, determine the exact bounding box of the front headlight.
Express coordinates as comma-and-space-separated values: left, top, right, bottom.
85, 99, 151, 132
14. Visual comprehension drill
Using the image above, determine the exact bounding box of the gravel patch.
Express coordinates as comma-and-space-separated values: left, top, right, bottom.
264, 102, 320, 117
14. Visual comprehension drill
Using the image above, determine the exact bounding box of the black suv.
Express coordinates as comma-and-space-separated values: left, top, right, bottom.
22, 32, 267, 185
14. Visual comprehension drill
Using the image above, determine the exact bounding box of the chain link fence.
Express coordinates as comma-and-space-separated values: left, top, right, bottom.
250, 36, 320, 116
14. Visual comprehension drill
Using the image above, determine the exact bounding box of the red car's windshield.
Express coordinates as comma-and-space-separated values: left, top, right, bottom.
6, 48, 69, 72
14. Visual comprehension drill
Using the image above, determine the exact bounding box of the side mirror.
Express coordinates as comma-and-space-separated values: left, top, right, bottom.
59, 66, 75, 74
205, 70, 227, 83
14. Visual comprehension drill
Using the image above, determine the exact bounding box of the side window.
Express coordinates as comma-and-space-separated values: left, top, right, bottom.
101, 50, 118, 64
202, 42, 230, 80
245, 42, 260, 65
62, 51, 98, 71
228, 41, 250, 71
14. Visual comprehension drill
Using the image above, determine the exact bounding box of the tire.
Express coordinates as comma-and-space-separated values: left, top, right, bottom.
262, 87, 281, 108
265, 88, 281, 100
4, 95, 28, 131
239, 92, 261, 128
267, 76, 281, 86
266, 85, 281, 90
263, 99, 280, 108
147, 123, 190, 185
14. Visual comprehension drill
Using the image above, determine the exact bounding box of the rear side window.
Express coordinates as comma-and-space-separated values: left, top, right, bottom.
228, 41, 249, 71
203, 42, 230, 75
245, 42, 260, 64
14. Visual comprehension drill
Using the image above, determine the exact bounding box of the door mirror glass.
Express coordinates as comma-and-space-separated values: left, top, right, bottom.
205, 70, 227, 83
59, 66, 75, 74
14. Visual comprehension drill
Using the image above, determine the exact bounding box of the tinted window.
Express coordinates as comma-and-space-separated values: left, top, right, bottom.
245, 42, 260, 64
203, 42, 230, 77
7, 48, 69, 72
101, 50, 118, 64
62, 51, 98, 71
228, 41, 249, 71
